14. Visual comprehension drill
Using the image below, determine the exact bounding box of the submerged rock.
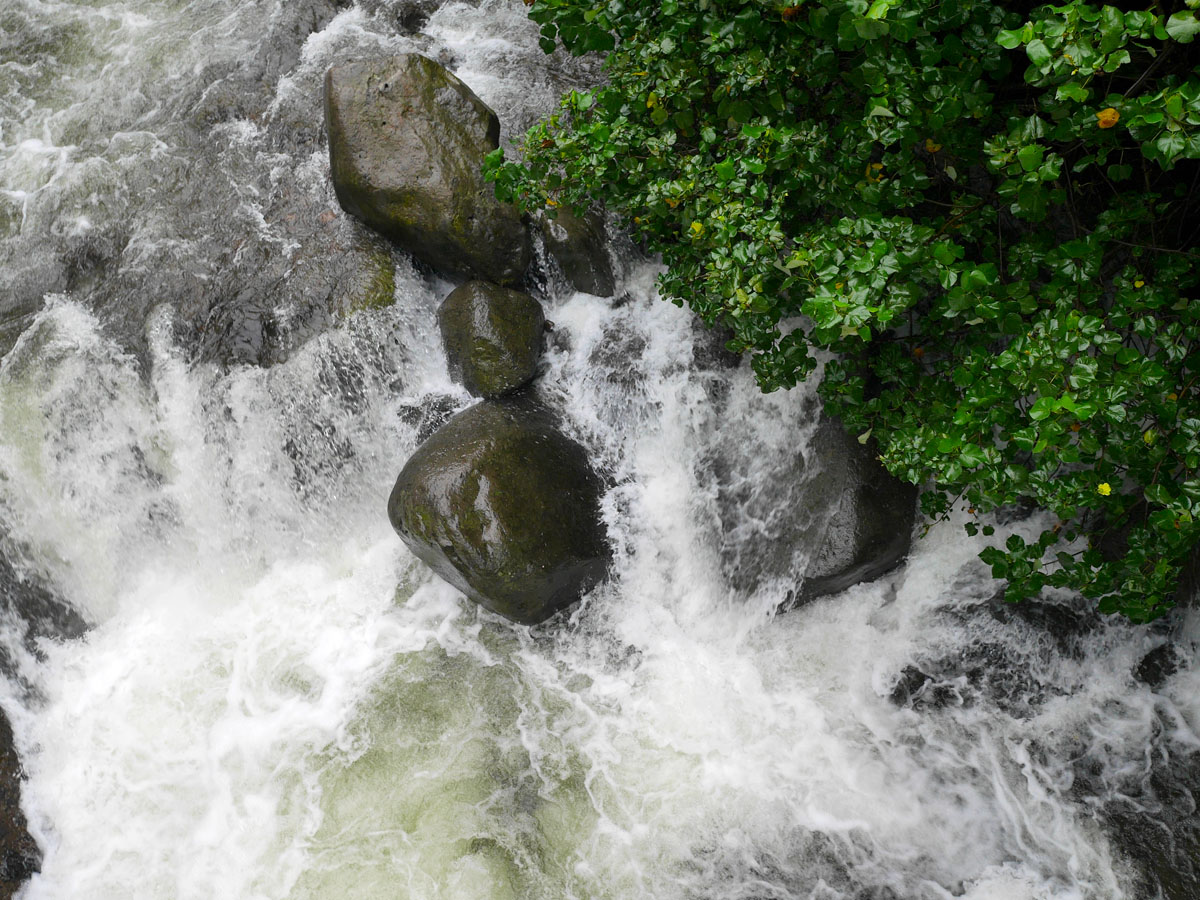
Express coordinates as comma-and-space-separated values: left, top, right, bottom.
0, 709, 39, 897
792, 421, 917, 602
438, 280, 545, 398
711, 408, 916, 606
538, 208, 615, 297
387, 394, 610, 624
324, 54, 530, 285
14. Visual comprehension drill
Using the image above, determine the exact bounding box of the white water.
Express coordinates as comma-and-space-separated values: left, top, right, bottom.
2, 1, 1199, 898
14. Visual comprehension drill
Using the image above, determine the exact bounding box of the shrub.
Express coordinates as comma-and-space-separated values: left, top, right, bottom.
486, 0, 1200, 621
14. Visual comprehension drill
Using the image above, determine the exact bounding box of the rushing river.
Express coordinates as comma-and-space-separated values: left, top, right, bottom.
2, 0, 1199, 897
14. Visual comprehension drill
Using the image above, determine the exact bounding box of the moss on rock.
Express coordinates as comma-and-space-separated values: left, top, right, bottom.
438, 280, 544, 398
324, 55, 530, 285
387, 394, 610, 625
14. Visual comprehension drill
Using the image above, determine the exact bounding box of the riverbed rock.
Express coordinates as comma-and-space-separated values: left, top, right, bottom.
790, 422, 918, 603
538, 208, 615, 297
0, 709, 39, 897
387, 394, 610, 624
711, 411, 917, 605
324, 54, 530, 285
438, 280, 544, 398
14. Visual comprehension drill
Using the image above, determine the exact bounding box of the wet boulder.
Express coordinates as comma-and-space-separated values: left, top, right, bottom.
324, 54, 530, 285
0, 709, 39, 897
538, 207, 615, 297
438, 280, 544, 398
710, 410, 917, 606
791, 421, 918, 602
387, 394, 610, 625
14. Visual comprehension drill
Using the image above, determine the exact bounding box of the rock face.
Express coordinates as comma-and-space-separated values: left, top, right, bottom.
325, 54, 530, 285
0, 709, 39, 898
438, 281, 545, 398
388, 395, 610, 624
792, 421, 918, 602
538, 208, 615, 297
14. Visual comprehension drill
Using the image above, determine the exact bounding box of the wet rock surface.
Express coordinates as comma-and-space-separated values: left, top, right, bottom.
791, 423, 918, 602
0, 535, 88, 689
0, 709, 39, 898
0, 0, 398, 371
325, 54, 530, 285
438, 280, 544, 398
538, 207, 615, 297
388, 393, 610, 624
711, 411, 916, 606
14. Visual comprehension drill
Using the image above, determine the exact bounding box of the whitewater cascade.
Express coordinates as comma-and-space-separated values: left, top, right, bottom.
1, 0, 1198, 897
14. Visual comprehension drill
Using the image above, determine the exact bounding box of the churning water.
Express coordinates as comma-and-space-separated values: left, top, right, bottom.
2, 1, 1199, 898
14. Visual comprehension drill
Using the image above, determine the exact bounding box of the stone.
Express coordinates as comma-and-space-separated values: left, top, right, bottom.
709, 411, 917, 605
438, 280, 544, 398
791, 421, 918, 602
538, 207, 615, 297
324, 54, 530, 285
0, 709, 39, 899
387, 394, 610, 624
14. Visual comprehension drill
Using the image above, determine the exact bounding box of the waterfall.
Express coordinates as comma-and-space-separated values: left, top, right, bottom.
2, 0, 1198, 898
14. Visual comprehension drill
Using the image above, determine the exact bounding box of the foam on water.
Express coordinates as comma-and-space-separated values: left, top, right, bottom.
2, 0, 1199, 898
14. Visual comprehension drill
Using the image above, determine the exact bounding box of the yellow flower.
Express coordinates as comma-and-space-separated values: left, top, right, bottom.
1097, 482, 1113, 496
545, 198, 559, 208
1096, 107, 1119, 129
925, 138, 942, 153
646, 92, 658, 109
1134, 279, 1145, 288
865, 162, 885, 182
690, 221, 704, 235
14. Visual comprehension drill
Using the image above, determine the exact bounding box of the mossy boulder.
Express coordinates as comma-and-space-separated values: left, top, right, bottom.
324, 54, 530, 285
538, 208, 615, 297
438, 280, 545, 398
387, 395, 610, 624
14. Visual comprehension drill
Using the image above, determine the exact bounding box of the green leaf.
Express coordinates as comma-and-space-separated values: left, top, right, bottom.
1166, 11, 1200, 43
1017, 144, 1045, 172
1026, 39, 1052, 67
1056, 82, 1090, 102
997, 29, 1022, 50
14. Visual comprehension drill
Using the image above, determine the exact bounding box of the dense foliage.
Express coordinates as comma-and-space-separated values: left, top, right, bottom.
486, 0, 1200, 621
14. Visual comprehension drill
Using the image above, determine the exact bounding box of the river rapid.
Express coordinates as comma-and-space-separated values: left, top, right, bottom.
2, 0, 1199, 897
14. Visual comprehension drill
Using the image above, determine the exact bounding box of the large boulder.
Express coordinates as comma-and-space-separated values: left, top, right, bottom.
538, 207, 615, 297
388, 394, 610, 624
324, 55, 530, 285
438, 280, 545, 398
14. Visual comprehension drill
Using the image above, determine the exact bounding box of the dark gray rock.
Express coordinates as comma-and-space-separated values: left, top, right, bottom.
1135, 642, 1186, 688
325, 54, 530, 285
0, 709, 39, 899
438, 281, 544, 398
387, 394, 610, 624
710, 412, 916, 605
792, 422, 918, 602
538, 207, 614, 297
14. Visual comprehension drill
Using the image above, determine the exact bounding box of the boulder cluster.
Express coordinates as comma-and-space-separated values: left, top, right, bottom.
326, 53, 612, 624
325, 52, 919, 625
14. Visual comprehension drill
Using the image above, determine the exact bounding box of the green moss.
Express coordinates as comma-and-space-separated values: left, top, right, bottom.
348, 250, 396, 314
